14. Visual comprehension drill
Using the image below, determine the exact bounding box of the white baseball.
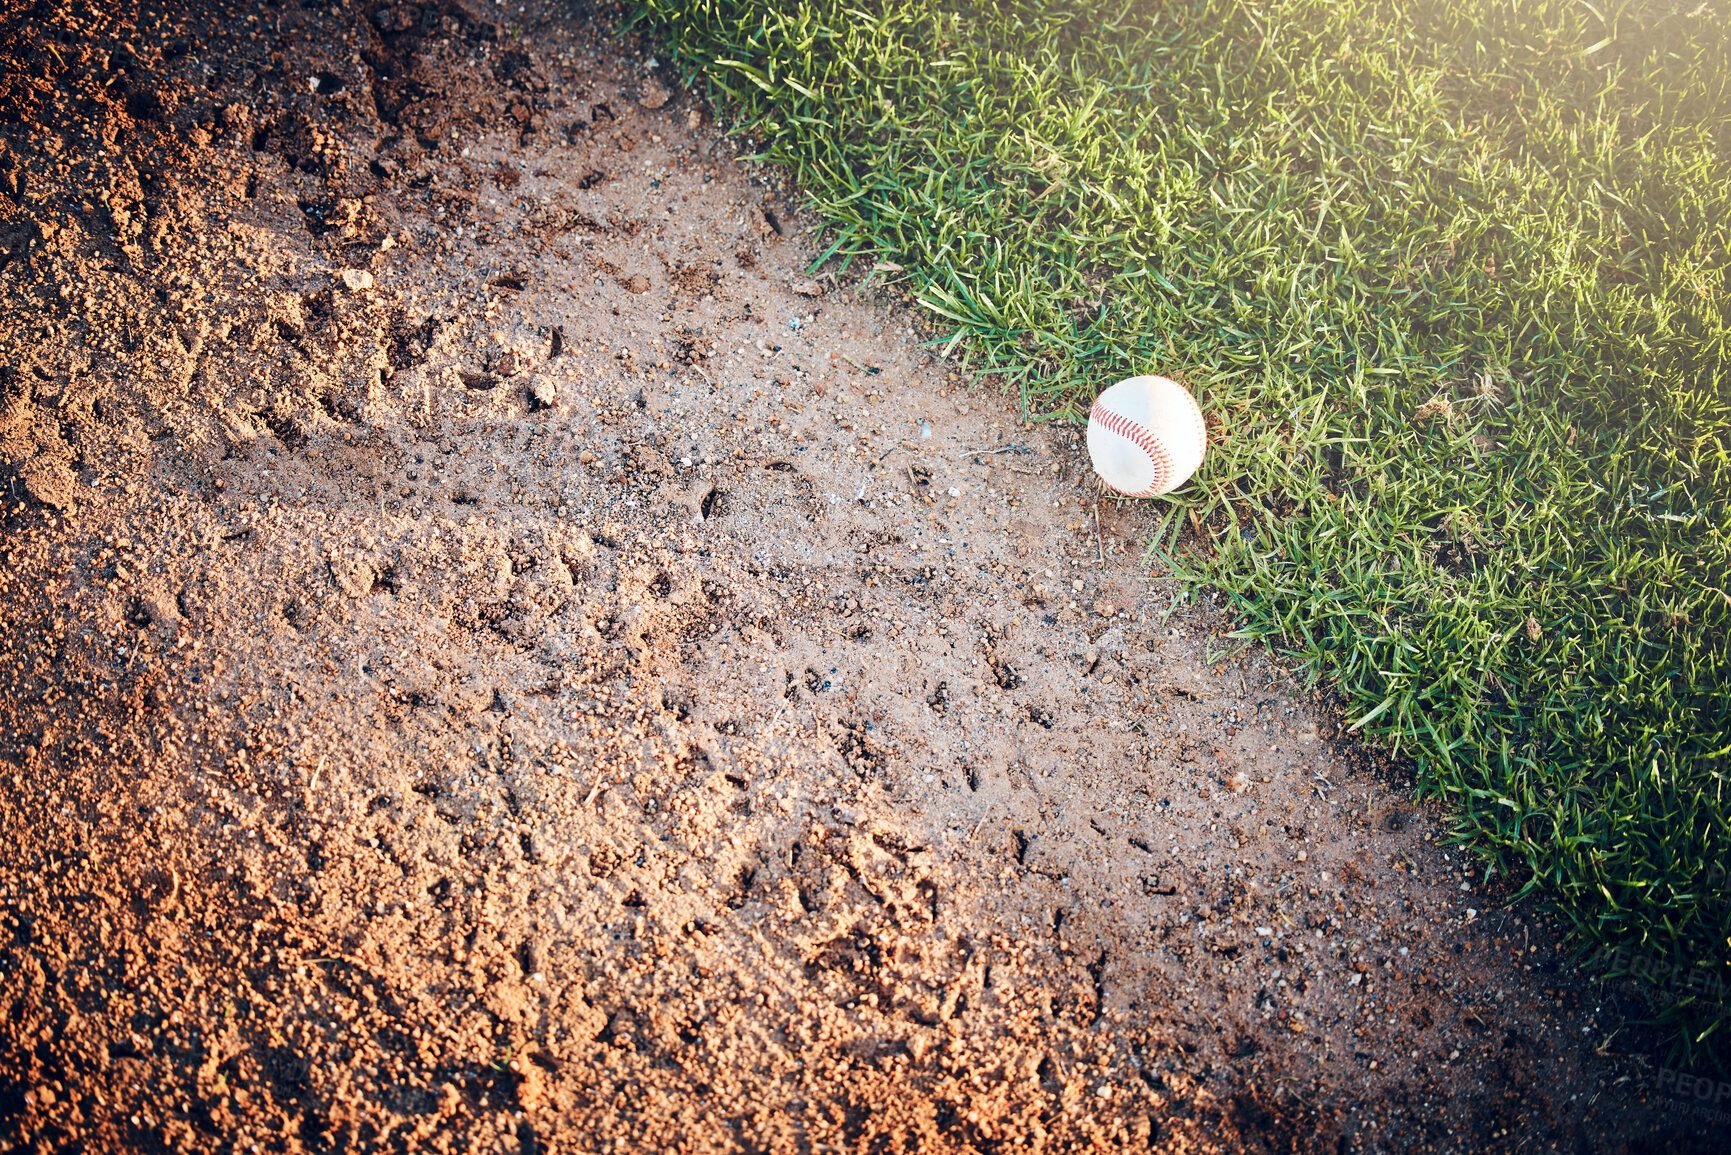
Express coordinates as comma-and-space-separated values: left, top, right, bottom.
1086, 375, 1207, 497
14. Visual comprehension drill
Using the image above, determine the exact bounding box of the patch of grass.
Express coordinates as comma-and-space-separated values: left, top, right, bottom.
634, 0, 1731, 1056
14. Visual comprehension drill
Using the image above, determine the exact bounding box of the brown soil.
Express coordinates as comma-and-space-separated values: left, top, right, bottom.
0, 2, 1713, 1152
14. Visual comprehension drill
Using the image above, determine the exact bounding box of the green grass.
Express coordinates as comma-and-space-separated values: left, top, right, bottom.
631, 0, 1731, 1057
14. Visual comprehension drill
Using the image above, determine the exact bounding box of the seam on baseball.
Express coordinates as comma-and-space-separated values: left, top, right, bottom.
1091, 400, 1171, 496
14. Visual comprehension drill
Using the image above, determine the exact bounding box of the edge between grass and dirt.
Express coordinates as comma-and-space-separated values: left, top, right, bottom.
627, 0, 1731, 1064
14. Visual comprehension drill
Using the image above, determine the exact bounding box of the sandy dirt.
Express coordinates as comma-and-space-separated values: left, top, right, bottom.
0, 2, 1715, 1152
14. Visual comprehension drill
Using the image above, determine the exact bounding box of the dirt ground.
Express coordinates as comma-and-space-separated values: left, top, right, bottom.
0, 2, 1717, 1152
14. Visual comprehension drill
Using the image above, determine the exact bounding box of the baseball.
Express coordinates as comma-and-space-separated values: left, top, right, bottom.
1086, 375, 1207, 497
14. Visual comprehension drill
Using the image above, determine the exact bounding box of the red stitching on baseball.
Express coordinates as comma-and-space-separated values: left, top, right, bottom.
1091, 399, 1171, 496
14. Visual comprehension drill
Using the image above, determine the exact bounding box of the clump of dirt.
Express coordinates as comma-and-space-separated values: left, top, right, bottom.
0, 2, 1714, 1152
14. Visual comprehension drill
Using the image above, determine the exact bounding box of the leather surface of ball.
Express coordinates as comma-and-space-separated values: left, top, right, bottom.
1085, 375, 1207, 497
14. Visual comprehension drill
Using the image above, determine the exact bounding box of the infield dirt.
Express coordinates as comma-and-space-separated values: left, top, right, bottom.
0, 2, 1712, 1152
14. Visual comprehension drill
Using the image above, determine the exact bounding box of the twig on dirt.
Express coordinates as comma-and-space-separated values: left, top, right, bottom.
1093, 500, 1105, 567
968, 807, 991, 842
309, 754, 325, 791
583, 776, 603, 806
